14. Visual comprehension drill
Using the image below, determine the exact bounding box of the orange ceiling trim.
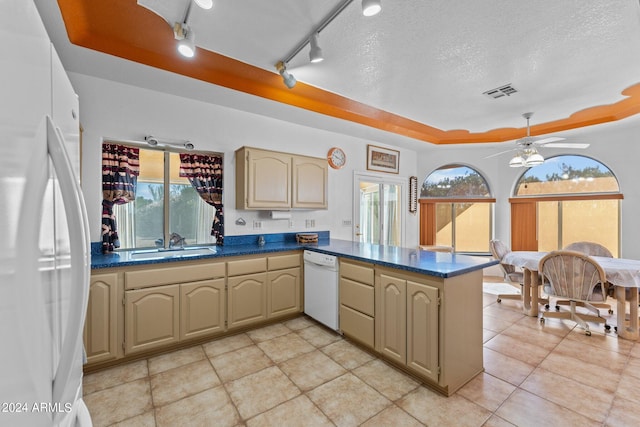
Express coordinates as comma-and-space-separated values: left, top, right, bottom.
57, 0, 640, 145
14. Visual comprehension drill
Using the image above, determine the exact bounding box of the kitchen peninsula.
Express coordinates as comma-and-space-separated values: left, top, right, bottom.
89, 235, 497, 396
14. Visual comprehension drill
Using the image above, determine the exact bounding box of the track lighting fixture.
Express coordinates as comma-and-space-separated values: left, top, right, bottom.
175, 23, 196, 58
193, 0, 213, 10
309, 33, 324, 63
275, 61, 297, 89
145, 136, 194, 150
362, 0, 382, 16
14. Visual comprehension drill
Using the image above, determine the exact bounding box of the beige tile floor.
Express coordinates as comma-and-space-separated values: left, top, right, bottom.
83, 284, 640, 427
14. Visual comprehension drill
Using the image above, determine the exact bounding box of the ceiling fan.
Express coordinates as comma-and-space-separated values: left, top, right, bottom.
486, 112, 590, 167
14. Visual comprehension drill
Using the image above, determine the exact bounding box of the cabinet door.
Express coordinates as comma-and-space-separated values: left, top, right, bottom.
247, 149, 291, 208
84, 273, 119, 364
406, 280, 439, 382
180, 279, 226, 341
125, 285, 180, 354
376, 274, 406, 365
268, 267, 301, 318
227, 273, 268, 330
292, 156, 328, 209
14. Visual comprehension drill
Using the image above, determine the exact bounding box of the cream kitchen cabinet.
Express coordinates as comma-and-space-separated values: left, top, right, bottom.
123, 261, 226, 355
374, 266, 483, 396
180, 279, 226, 340
84, 272, 120, 364
339, 260, 375, 349
376, 272, 439, 383
227, 256, 268, 330
125, 284, 180, 354
267, 253, 302, 318
292, 155, 328, 209
235, 146, 328, 210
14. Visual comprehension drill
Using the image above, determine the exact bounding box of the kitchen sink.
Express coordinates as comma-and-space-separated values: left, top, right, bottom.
130, 246, 217, 260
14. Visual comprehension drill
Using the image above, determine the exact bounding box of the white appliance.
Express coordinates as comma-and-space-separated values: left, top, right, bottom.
0, 1, 92, 426
303, 250, 339, 330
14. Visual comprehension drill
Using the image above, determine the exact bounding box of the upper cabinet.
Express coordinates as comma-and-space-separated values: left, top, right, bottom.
236, 147, 327, 210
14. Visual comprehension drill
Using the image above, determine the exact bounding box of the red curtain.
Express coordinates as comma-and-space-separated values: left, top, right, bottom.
179, 153, 224, 245
101, 143, 139, 252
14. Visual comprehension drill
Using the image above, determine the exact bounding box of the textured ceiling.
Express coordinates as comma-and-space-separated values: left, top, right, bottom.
37, 0, 640, 146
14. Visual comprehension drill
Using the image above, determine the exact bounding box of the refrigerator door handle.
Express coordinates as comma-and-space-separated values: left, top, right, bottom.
45, 116, 91, 414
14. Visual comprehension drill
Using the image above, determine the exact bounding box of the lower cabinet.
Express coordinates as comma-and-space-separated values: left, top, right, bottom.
227, 272, 268, 330
373, 266, 483, 395
84, 272, 120, 364
267, 267, 301, 318
125, 285, 180, 354
339, 260, 375, 349
180, 279, 226, 340
88, 254, 303, 365
376, 270, 440, 385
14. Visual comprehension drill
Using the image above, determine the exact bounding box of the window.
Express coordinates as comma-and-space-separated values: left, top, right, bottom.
114, 146, 218, 249
419, 165, 495, 253
510, 155, 621, 255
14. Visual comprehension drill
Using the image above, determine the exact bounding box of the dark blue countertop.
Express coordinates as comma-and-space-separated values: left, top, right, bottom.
92, 237, 497, 279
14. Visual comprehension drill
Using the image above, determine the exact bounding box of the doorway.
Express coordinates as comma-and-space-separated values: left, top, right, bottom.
354, 172, 405, 247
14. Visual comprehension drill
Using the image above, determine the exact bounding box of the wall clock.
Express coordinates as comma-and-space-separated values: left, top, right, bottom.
327, 147, 346, 169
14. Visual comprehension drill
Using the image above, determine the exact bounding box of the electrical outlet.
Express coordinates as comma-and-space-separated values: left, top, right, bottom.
253, 220, 262, 229
342, 219, 352, 226
288, 220, 294, 228
305, 219, 315, 228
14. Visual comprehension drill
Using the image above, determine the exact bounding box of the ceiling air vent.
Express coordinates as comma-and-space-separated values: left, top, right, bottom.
483, 84, 518, 99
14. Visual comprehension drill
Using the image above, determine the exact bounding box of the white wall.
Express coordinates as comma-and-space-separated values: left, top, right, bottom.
71, 73, 419, 246
416, 119, 640, 259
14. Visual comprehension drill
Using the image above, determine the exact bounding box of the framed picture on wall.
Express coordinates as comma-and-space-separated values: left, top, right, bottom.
367, 144, 400, 174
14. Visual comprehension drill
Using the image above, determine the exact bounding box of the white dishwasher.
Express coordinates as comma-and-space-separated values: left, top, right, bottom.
303, 250, 339, 330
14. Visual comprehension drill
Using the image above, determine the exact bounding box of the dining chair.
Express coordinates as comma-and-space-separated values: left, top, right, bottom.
538, 250, 610, 336
562, 241, 615, 314
563, 241, 613, 258
489, 239, 523, 303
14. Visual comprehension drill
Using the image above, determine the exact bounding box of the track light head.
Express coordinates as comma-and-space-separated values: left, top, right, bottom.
362, 0, 382, 16
145, 136, 159, 146
275, 61, 297, 89
174, 23, 196, 58
309, 33, 324, 63
193, 0, 213, 10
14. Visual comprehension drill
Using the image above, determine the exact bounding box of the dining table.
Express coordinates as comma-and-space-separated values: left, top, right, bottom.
502, 251, 640, 340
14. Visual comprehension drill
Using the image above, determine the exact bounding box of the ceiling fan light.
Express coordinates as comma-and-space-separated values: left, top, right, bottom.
362, 0, 382, 16
525, 152, 544, 166
194, 0, 213, 10
509, 155, 525, 168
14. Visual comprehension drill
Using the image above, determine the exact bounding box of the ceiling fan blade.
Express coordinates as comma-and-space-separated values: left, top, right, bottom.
541, 142, 590, 149
484, 148, 516, 159
534, 136, 565, 145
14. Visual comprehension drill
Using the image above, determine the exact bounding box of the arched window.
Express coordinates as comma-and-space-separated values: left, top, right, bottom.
420, 164, 495, 253
510, 155, 622, 255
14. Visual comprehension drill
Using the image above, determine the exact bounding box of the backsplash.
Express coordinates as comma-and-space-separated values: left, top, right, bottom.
90, 231, 330, 254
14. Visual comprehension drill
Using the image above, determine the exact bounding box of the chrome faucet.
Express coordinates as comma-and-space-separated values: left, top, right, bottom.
168, 233, 186, 249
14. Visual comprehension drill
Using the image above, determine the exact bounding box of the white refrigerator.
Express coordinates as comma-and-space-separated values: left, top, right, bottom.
0, 1, 92, 426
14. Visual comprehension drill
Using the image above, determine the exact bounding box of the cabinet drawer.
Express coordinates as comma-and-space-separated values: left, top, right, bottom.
268, 253, 300, 270
340, 305, 374, 349
227, 257, 267, 276
340, 278, 374, 316
125, 263, 225, 290
340, 261, 374, 285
